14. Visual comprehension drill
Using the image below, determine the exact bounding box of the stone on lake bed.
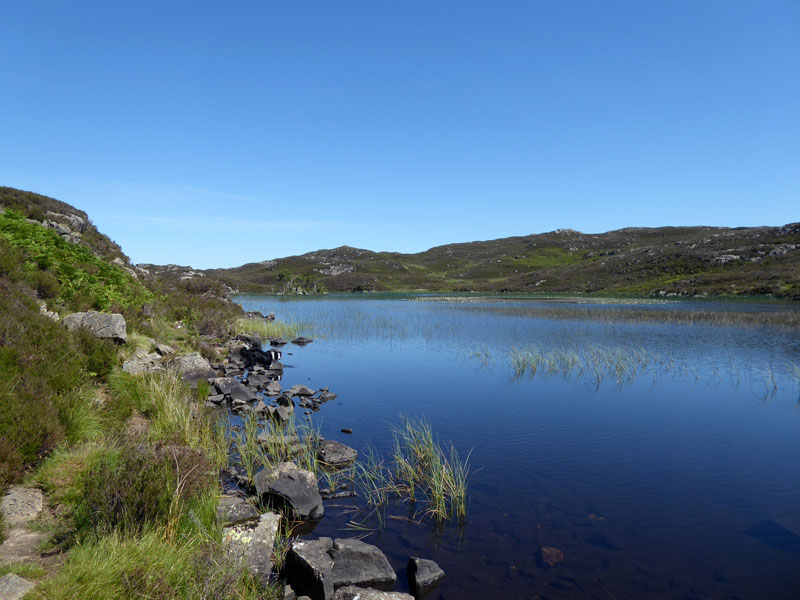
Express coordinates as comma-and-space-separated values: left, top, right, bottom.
537, 546, 564, 567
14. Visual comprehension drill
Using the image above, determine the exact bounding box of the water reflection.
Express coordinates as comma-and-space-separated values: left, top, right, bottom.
235, 295, 800, 599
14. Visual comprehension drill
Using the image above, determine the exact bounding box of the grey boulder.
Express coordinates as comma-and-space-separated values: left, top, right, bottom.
171, 353, 217, 387
253, 462, 323, 520
216, 494, 259, 526
330, 538, 397, 590
222, 511, 281, 584
407, 557, 445, 597
63, 310, 127, 342
318, 439, 357, 468
286, 537, 335, 600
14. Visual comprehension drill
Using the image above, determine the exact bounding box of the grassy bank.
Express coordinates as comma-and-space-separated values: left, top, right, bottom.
0, 190, 283, 597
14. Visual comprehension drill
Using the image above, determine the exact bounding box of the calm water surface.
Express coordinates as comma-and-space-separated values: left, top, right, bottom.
236, 295, 800, 600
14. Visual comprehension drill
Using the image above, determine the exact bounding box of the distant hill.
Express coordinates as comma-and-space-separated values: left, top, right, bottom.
208, 224, 800, 299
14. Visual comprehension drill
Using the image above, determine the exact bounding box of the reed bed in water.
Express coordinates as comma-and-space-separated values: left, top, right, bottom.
233, 317, 304, 339
354, 417, 471, 525
474, 304, 800, 328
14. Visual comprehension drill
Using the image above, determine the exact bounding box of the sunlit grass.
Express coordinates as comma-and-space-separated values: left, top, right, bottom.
233, 317, 303, 339
354, 417, 471, 526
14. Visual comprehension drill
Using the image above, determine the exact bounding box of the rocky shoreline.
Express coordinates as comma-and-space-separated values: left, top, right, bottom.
123, 311, 444, 600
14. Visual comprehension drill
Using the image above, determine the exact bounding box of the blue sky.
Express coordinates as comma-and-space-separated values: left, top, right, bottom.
1, 1, 798, 268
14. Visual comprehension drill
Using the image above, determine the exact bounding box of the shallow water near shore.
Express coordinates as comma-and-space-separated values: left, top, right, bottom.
236, 294, 800, 599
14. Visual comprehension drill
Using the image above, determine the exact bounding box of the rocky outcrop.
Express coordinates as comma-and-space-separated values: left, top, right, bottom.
122, 350, 164, 375
63, 311, 127, 342
253, 462, 323, 521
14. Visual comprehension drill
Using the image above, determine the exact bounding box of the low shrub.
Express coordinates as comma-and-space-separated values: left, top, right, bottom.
73, 442, 213, 541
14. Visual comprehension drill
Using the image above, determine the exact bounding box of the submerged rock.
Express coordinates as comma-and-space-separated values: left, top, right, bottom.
537, 546, 564, 568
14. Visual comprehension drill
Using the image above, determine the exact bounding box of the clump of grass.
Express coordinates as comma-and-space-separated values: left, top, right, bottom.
354, 417, 471, 525
106, 371, 228, 467
31, 531, 273, 600
235, 413, 320, 481
234, 317, 302, 340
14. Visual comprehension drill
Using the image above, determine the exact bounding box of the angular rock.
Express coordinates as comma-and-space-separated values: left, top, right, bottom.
207, 393, 226, 404
266, 381, 282, 396
318, 439, 357, 468
334, 587, 413, 600
286, 538, 334, 600
236, 333, 263, 347
63, 310, 127, 342
331, 538, 397, 590
270, 338, 288, 346
289, 385, 316, 397
217, 494, 259, 526
171, 353, 217, 387
0, 573, 35, 600
276, 393, 294, 407
407, 557, 445, 597
122, 350, 163, 375
155, 342, 174, 355
222, 512, 281, 584
254, 462, 323, 520
275, 405, 293, 422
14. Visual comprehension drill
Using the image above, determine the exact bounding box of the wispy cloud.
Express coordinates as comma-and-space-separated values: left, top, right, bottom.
102, 213, 349, 231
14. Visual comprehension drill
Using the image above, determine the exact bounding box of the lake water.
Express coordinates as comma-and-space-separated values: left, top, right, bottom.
235, 294, 800, 599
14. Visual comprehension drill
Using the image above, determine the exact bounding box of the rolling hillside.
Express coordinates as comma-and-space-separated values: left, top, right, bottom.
208, 224, 800, 299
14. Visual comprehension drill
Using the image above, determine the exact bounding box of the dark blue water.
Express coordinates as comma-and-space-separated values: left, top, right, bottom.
237, 295, 800, 599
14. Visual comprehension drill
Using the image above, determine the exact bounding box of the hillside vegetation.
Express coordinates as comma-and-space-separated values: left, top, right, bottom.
209, 224, 800, 299
0, 188, 269, 598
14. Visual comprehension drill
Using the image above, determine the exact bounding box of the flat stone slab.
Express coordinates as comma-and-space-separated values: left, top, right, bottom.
318, 440, 357, 468
1, 487, 43, 526
0, 573, 35, 600
0, 528, 46, 566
